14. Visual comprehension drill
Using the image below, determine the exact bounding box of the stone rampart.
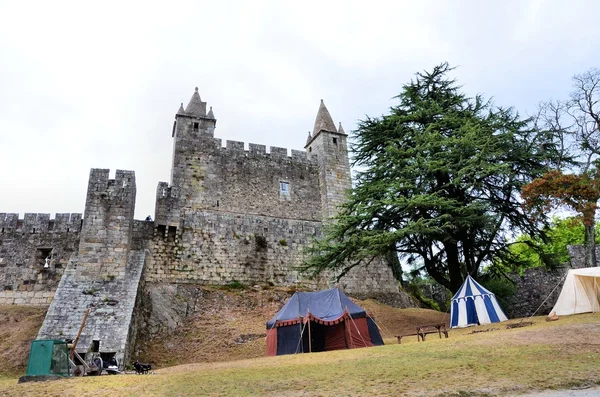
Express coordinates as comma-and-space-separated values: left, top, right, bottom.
37, 250, 146, 367
502, 245, 596, 318
0, 213, 82, 305
0, 212, 82, 233
504, 267, 568, 319
37, 169, 141, 368
143, 210, 325, 286
566, 245, 600, 269
139, 210, 399, 294
76, 169, 136, 280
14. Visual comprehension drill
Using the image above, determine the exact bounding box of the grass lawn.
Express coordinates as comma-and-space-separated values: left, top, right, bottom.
1, 313, 598, 396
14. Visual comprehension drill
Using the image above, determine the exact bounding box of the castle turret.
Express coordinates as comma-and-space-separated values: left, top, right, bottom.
184, 87, 207, 117
305, 100, 351, 218
38, 168, 144, 369
156, 88, 219, 227
78, 169, 136, 277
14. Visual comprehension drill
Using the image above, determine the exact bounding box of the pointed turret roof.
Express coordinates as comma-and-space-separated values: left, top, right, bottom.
305, 131, 312, 145
207, 106, 215, 119
177, 102, 186, 115
184, 87, 207, 117
312, 99, 337, 135
337, 122, 346, 135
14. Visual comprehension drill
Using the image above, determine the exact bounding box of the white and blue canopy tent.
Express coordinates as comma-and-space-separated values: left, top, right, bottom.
450, 275, 508, 328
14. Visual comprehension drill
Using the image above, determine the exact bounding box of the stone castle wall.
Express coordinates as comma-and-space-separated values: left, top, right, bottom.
502, 246, 593, 319
0, 213, 81, 305
504, 267, 568, 319
38, 169, 143, 367
158, 135, 322, 224
140, 211, 323, 286
136, 210, 398, 294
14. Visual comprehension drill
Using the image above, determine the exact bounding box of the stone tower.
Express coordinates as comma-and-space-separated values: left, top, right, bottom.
77, 169, 136, 276
305, 100, 352, 218
38, 169, 145, 367
155, 88, 217, 227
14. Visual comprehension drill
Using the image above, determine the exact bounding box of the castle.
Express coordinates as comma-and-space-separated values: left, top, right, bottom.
0, 89, 398, 367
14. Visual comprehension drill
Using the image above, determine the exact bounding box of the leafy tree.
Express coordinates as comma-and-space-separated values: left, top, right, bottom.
302, 63, 559, 293
500, 217, 594, 273
522, 170, 600, 266
522, 68, 600, 267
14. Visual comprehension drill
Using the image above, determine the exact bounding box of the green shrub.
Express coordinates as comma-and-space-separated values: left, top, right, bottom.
480, 277, 516, 312
225, 280, 245, 291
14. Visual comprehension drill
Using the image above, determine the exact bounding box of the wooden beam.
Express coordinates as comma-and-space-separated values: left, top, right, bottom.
70, 308, 90, 360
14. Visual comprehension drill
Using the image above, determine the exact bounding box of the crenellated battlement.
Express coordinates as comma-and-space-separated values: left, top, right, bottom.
87, 169, 136, 194
0, 213, 82, 233
155, 182, 180, 226
200, 137, 314, 163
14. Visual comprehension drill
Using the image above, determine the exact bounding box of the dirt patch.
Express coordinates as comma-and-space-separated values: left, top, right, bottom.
0, 306, 47, 376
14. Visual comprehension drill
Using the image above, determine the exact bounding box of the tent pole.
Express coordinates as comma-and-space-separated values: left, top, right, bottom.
594, 277, 598, 313
307, 308, 311, 353
295, 319, 308, 354
346, 308, 352, 348
347, 306, 368, 347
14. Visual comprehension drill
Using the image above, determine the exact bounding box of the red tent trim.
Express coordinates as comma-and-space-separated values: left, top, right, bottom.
273, 311, 351, 328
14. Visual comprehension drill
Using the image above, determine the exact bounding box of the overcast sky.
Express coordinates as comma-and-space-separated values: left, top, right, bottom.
0, 0, 599, 220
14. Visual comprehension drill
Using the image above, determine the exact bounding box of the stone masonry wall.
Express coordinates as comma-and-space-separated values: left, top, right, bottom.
0, 213, 81, 305
76, 169, 136, 279
142, 210, 326, 287
566, 245, 600, 269
38, 169, 142, 368
504, 267, 569, 319
37, 250, 146, 367
503, 245, 594, 318
138, 209, 399, 294
158, 135, 322, 225
306, 130, 351, 219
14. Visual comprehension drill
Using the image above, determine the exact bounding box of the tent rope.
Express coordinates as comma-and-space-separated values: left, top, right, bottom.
524, 271, 568, 323
365, 311, 391, 337
346, 306, 369, 347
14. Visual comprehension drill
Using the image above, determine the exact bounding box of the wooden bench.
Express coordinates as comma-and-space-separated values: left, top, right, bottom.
396, 323, 448, 344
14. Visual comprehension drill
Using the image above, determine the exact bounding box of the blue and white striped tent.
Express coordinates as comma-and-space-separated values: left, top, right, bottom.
450, 275, 508, 328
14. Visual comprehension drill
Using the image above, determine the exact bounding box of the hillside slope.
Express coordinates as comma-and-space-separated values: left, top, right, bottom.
0, 287, 443, 375
135, 286, 446, 368
0, 306, 46, 376
2, 313, 599, 396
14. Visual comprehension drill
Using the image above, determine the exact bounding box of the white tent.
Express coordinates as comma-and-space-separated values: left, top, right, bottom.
550, 267, 600, 316
450, 275, 508, 328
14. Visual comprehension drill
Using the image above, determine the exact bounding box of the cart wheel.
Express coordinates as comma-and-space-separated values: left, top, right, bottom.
73, 365, 85, 377
93, 358, 103, 375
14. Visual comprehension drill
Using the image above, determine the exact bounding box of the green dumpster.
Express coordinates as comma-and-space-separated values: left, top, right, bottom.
25, 339, 70, 377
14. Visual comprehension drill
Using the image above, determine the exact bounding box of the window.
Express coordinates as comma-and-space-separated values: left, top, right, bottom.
332, 137, 337, 145
193, 122, 199, 131
37, 248, 52, 267
167, 226, 177, 242
279, 181, 290, 196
